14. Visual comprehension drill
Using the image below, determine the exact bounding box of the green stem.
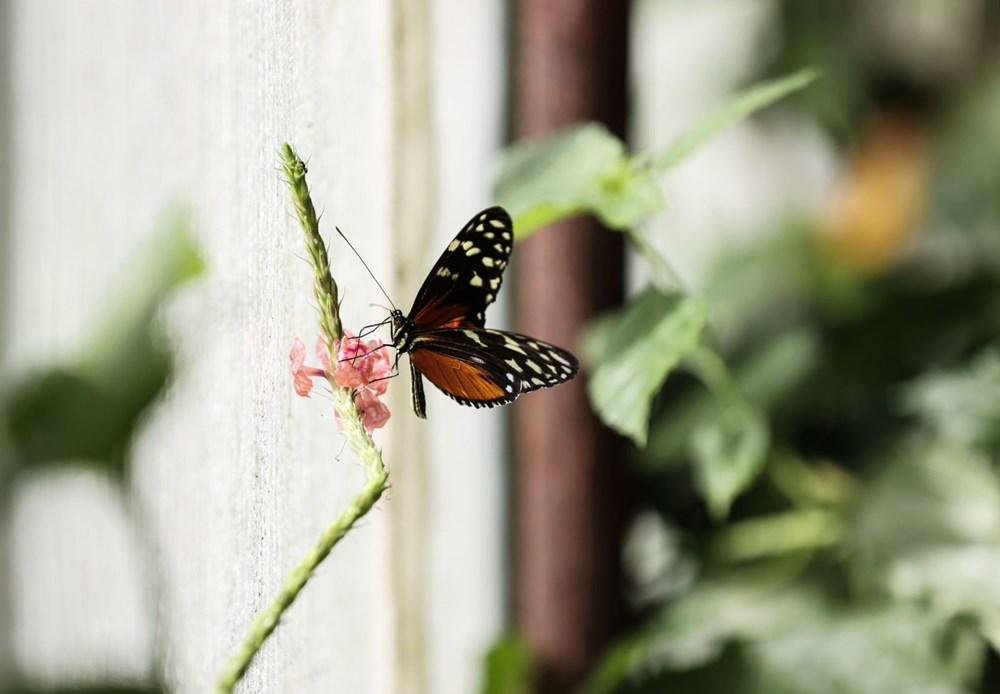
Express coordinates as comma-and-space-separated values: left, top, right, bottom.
214, 471, 389, 692
625, 226, 685, 292
214, 144, 390, 692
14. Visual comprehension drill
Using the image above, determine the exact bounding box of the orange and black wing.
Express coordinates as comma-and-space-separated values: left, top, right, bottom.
409, 328, 578, 410
407, 207, 513, 330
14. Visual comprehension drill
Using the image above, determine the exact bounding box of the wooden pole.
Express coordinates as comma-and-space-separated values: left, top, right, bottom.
511, 1, 631, 691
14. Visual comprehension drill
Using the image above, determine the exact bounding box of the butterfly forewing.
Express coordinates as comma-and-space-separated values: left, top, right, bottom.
410, 329, 578, 408
408, 207, 513, 328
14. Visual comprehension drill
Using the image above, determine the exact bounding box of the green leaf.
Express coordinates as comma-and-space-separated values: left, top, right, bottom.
480, 633, 533, 694
689, 407, 769, 520
680, 346, 771, 518
887, 545, 1000, 646
495, 123, 665, 239
590, 165, 666, 232
581, 571, 825, 694
583, 289, 707, 446
746, 605, 979, 694
901, 348, 1000, 454
853, 438, 1000, 560
642, 68, 821, 172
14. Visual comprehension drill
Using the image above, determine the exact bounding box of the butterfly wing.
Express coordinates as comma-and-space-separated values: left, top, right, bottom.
409, 328, 579, 409
407, 207, 513, 329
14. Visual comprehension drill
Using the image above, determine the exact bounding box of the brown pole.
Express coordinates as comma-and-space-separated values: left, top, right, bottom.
511, 1, 631, 691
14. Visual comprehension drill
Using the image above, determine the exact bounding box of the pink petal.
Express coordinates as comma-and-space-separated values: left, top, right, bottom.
355, 389, 391, 432
316, 335, 333, 373
334, 362, 368, 389
293, 370, 314, 397
290, 337, 307, 372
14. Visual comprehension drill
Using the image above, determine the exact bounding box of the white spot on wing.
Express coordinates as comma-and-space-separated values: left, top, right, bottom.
448, 239, 460, 251
504, 358, 523, 372
489, 218, 505, 228
470, 273, 484, 287
482, 257, 494, 267
504, 336, 527, 354
464, 330, 485, 346
551, 351, 571, 366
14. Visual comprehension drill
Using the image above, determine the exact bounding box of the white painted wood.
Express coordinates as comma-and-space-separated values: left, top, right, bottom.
1, 0, 504, 692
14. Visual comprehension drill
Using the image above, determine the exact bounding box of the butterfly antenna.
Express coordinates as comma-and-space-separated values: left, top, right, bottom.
334, 226, 398, 312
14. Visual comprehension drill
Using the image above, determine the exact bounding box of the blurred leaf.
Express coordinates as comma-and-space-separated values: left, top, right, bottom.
587, 573, 980, 694
710, 509, 843, 564
901, 349, 1000, 454
0, 219, 202, 483
0, 685, 163, 694
583, 290, 707, 445
590, 169, 665, 232
640, 68, 821, 172
582, 571, 825, 694
495, 71, 817, 240
640, 329, 817, 470
931, 69, 1000, 261
480, 633, 533, 694
683, 347, 770, 518
2, 369, 149, 479
853, 439, 1000, 561
747, 604, 980, 694
495, 123, 666, 239
496, 123, 627, 236
888, 545, 1000, 647
689, 406, 769, 520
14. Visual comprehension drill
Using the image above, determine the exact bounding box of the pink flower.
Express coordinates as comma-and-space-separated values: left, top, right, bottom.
290, 331, 393, 433
333, 330, 391, 393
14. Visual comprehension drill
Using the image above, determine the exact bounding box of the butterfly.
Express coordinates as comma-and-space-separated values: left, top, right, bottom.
389, 206, 578, 418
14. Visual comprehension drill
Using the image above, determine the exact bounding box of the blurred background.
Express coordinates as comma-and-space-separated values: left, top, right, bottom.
2, 1, 1000, 693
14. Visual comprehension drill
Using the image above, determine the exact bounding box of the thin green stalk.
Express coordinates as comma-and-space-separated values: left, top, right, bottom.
214, 144, 390, 693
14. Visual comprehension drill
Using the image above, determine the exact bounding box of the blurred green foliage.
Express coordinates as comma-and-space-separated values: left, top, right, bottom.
0, 218, 201, 485
486, 7, 1000, 688
481, 634, 534, 694
0, 217, 200, 693
496, 69, 818, 241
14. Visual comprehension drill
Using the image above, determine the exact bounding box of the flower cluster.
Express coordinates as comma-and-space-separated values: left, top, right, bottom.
290, 330, 392, 432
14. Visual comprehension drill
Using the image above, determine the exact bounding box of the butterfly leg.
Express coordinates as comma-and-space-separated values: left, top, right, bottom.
410, 362, 427, 419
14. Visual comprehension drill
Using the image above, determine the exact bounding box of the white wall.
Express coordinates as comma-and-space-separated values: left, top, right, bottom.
1, 1, 505, 692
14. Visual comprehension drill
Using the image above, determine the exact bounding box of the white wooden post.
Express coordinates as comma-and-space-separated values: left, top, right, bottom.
1, 1, 506, 692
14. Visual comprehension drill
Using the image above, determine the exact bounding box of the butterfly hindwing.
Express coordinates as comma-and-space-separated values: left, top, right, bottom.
408, 207, 513, 329
409, 328, 578, 408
